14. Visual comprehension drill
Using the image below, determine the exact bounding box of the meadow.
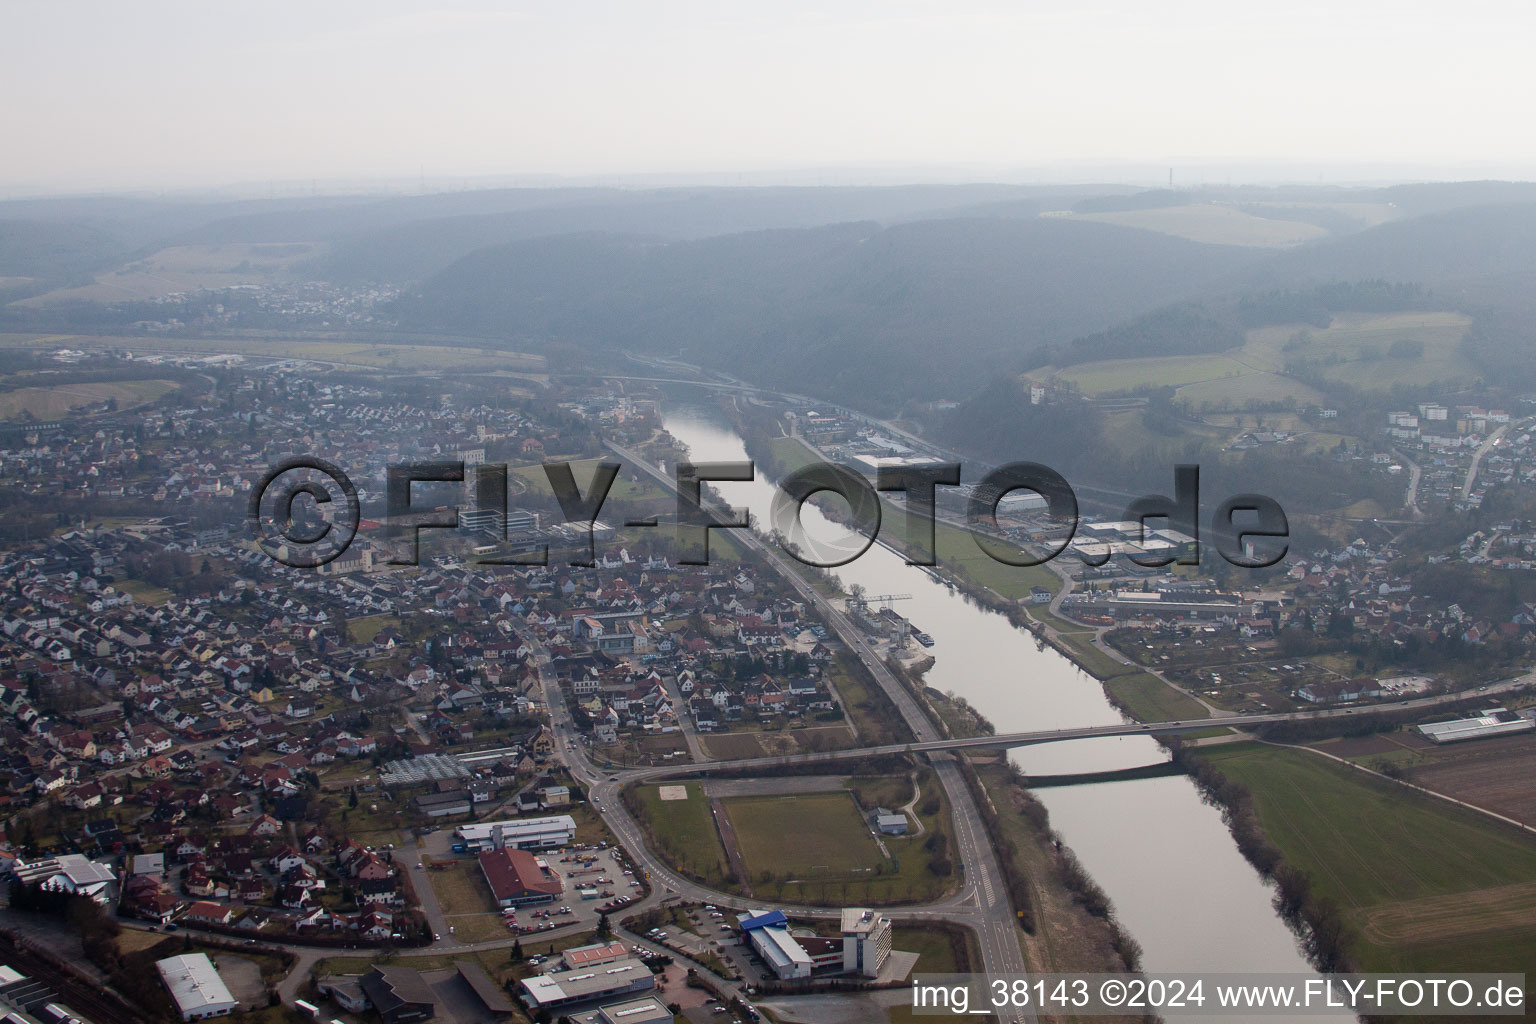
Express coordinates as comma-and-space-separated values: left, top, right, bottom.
1199, 742, 1536, 978
0, 378, 177, 420
1039, 310, 1476, 411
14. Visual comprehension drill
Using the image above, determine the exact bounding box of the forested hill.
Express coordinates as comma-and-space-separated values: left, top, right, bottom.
1232, 201, 1536, 299
391, 216, 1257, 409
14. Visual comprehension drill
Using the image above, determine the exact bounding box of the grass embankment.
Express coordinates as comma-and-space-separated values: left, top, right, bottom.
1193, 742, 1536, 996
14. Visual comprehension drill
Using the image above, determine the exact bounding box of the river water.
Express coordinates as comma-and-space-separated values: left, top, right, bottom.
658, 398, 1339, 997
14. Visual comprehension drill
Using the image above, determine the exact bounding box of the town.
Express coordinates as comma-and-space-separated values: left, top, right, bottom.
0, 337, 1531, 1024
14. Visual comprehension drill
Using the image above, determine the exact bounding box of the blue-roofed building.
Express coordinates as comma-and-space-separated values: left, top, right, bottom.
736, 908, 812, 979
738, 910, 788, 932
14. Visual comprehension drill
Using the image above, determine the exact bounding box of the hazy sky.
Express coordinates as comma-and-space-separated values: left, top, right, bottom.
6, 0, 1536, 193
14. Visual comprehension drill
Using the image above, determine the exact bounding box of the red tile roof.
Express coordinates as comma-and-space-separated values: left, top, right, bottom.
477, 848, 562, 903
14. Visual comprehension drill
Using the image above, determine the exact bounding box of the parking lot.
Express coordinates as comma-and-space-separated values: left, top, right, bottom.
641, 904, 775, 990
417, 828, 646, 938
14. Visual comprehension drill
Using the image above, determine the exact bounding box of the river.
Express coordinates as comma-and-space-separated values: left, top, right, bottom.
657, 397, 1340, 1001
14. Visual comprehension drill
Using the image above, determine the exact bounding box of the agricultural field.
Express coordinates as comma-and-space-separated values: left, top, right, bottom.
0, 332, 546, 376
1246, 311, 1477, 390
929, 518, 1059, 603
0, 378, 177, 420
1048, 200, 1398, 248
12, 242, 324, 306
1053, 205, 1330, 248
1403, 733, 1536, 824
509, 458, 664, 502
1037, 311, 1475, 411
1198, 743, 1536, 978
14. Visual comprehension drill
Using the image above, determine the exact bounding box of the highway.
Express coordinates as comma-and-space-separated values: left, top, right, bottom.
605, 438, 1039, 1021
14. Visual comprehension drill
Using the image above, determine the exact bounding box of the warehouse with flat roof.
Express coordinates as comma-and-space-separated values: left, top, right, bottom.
519, 959, 654, 1012
156, 955, 238, 1021
568, 996, 673, 1024
455, 815, 576, 851
1418, 708, 1535, 744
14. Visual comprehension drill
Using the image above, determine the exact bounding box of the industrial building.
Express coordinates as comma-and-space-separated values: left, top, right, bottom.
155, 954, 239, 1021
518, 958, 655, 1012
455, 814, 577, 851
0, 965, 93, 1024
10, 855, 116, 903
358, 966, 435, 1024
567, 996, 673, 1024
1418, 707, 1536, 744
737, 907, 894, 980
477, 847, 563, 906
737, 909, 814, 979
561, 942, 631, 970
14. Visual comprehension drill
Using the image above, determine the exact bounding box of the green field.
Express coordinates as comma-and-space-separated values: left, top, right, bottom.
13, 243, 324, 306
632, 783, 732, 887
633, 780, 955, 905
346, 614, 399, 644
1101, 671, 1209, 722
1039, 310, 1476, 410
725, 792, 883, 878
929, 518, 1058, 601
723, 789, 955, 905
113, 578, 173, 606
510, 458, 661, 501
0, 332, 545, 375
1062, 205, 1330, 248
1247, 311, 1477, 390
1199, 743, 1536, 976
0, 378, 178, 420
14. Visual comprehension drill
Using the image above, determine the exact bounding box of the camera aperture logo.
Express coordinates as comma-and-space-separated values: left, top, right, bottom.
248, 457, 1288, 571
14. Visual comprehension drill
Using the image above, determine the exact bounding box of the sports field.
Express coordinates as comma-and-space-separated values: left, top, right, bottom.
1199, 743, 1536, 975
632, 783, 731, 887
723, 792, 884, 879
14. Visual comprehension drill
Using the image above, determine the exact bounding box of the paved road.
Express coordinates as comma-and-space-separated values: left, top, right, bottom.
399, 835, 450, 940
607, 440, 1034, 1022
611, 672, 1534, 780
1393, 448, 1424, 521
1464, 422, 1513, 499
